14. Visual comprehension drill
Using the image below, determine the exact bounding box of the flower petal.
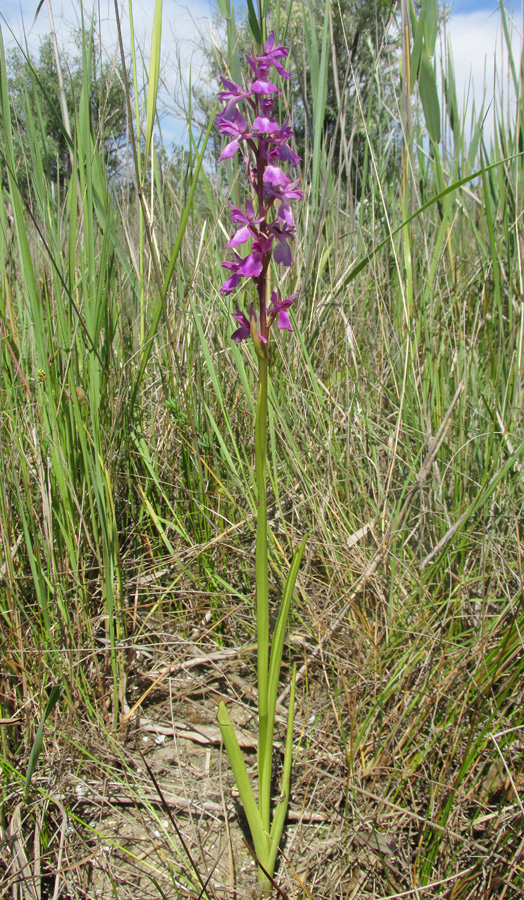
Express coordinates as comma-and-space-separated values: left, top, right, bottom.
251, 78, 279, 94
238, 253, 263, 277
278, 309, 293, 331
231, 325, 251, 343
264, 165, 288, 186
273, 241, 293, 267
219, 140, 239, 161
220, 274, 242, 295
227, 225, 252, 248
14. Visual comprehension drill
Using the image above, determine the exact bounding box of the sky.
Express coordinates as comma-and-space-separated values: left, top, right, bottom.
440, 3, 521, 141
0, 1, 521, 148
452, 0, 509, 10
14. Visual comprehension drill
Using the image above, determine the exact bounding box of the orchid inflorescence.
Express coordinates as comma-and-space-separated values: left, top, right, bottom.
216, 32, 303, 347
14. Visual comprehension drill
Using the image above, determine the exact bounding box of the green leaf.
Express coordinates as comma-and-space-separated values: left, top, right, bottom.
305, 0, 330, 212
217, 702, 269, 867
467, 117, 483, 172
424, 0, 438, 57
267, 536, 307, 727
145, 0, 163, 160
410, 3, 426, 92
246, 0, 262, 48
444, 53, 460, 137
269, 664, 296, 873
418, 49, 441, 144
24, 686, 64, 800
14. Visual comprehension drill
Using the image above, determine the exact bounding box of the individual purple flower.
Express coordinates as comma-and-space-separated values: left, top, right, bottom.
218, 78, 253, 112
216, 108, 251, 160
246, 32, 291, 81
268, 290, 298, 332
226, 199, 263, 248
268, 222, 295, 267
273, 143, 302, 167
252, 116, 301, 169
229, 198, 260, 225
220, 252, 245, 294
263, 169, 304, 202
232, 304, 267, 344
220, 237, 271, 295
277, 197, 295, 227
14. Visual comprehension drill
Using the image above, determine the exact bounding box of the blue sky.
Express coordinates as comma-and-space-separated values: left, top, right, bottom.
0, 1, 520, 147
1, 1, 516, 45
451, 0, 510, 10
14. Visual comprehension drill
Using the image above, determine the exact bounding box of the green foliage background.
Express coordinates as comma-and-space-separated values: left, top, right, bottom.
3, 32, 127, 193
1, 0, 523, 896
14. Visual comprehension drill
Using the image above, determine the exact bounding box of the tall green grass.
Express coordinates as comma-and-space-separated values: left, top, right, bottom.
1, 0, 523, 896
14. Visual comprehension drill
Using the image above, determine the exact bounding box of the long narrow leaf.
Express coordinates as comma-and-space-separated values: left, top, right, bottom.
24, 686, 64, 800
145, 0, 163, 160
217, 701, 269, 866
269, 664, 296, 872
267, 536, 307, 728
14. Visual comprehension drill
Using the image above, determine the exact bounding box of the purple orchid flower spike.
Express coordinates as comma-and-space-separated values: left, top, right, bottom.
217, 32, 303, 346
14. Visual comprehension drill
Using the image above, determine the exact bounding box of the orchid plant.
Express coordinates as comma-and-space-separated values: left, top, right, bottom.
215, 32, 306, 894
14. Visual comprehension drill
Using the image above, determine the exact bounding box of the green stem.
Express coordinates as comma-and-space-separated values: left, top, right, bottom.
255, 352, 270, 840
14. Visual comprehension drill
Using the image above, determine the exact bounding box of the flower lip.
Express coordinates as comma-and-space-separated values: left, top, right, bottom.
263, 164, 289, 187
226, 225, 253, 249
218, 140, 240, 161
250, 78, 280, 95
237, 253, 264, 278
268, 222, 296, 267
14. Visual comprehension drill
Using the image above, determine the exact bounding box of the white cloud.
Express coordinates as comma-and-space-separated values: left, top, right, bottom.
441, 6, 522, 143
2, 0, 215, 56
